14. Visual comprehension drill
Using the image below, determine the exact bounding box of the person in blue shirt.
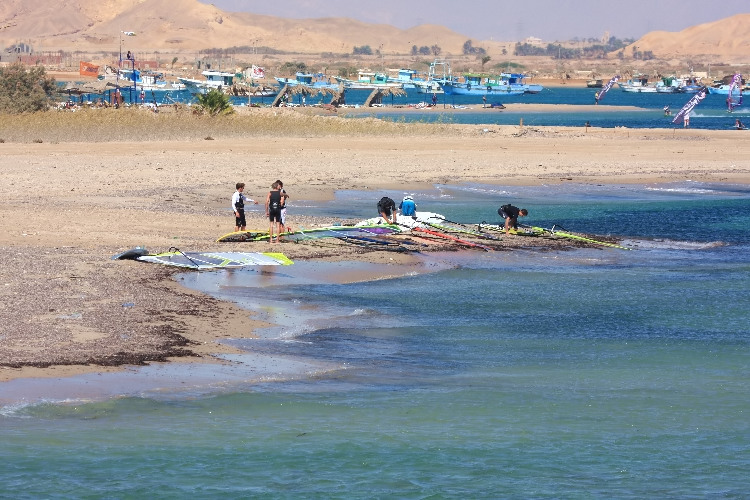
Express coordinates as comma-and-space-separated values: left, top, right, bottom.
399, 195, 417, 217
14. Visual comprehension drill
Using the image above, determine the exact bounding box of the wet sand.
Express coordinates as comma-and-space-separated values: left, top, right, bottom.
1, 118, 749, 384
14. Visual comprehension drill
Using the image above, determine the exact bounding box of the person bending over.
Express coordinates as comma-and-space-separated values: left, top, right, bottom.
498, 204, 528, 234
377, 196, 397, 224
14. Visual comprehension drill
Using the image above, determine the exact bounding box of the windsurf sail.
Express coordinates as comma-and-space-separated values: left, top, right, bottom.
113, 247, 293, 269
596, 75, 620, 102
672, 87, 708, 124
727, 73, 743, 112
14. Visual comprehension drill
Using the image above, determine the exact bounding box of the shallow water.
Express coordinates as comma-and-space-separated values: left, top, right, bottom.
3, 183, 749, 498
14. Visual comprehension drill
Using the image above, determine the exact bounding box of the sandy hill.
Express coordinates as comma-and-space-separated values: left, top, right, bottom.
1, 0, 748, 66
0, 0, 473, 56
623, 13, 750, 64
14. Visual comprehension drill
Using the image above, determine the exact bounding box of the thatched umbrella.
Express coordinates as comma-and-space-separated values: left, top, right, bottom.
364, 86, 406, 107
272, 84, 339, 107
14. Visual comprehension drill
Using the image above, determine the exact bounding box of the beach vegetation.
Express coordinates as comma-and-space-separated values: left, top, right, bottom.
0, 106, 458, 143
492, 61, 525, 71
352, 45, 373, 56
0, 63, 56, 114
194, 89, 234, 116
279, 61, 307, 75
463, 40, 486, 56
411, 45, 441, 56
337, 66, 358, 78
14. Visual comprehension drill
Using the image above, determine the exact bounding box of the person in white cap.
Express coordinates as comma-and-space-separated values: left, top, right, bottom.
399, 195, 417, 217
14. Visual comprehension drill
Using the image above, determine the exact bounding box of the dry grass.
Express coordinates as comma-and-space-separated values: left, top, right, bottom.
0, 106, 457, 143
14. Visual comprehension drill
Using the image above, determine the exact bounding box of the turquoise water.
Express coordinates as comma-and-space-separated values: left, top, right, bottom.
122, 86, 749, 130
2, 183, 749, 498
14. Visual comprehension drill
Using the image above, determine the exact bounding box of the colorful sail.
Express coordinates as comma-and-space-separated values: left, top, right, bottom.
597, 75, 620, 102
727, 73, 743, 112
672, 87, 708, 124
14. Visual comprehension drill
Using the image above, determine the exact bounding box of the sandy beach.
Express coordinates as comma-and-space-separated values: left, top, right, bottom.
2, 111, 749, 383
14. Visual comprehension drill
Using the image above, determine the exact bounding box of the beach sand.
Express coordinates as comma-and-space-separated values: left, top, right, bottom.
2, 114, 749, 383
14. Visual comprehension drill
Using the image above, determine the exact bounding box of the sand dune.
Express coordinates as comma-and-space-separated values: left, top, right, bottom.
623, 14, 750, 64
2, 0, 748, 63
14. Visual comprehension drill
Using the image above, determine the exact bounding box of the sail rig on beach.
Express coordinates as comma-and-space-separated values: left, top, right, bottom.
672, 87, 708, 125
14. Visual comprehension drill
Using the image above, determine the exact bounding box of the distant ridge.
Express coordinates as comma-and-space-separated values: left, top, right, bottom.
1, 0, 748, 64
0, 0, 473, 55
623, 13, 750, 64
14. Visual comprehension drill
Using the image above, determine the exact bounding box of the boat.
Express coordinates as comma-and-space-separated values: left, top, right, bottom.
111, 67, 169, 92
178, 70, 237, 94
387, 68, 420, 89
275, 72, 339, 90
501, 73, 544, 94
678, 76, 703, 93
440, 73, 524, 96
335, 71, 402, 90
618, 76, 658, 93
413, 59, 452, 94
654, 76, 684, 93
587, 79, 603, 88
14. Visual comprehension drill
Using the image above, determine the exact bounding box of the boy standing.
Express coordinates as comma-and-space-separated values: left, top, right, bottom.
232, 182, 257, 232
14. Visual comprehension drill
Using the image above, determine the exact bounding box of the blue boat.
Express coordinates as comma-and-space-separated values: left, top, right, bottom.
501, 72, 544, 94
441, 73, 524, 96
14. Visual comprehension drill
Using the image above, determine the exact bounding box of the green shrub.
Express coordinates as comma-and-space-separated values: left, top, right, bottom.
194, 89, 234, 116
0, 63, 56, 114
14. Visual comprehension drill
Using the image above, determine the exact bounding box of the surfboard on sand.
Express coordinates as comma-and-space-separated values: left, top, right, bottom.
113, 247, 293, 269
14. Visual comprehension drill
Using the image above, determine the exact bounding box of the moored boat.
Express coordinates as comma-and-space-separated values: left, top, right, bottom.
501, 72, 544, 93
179, 70, 236, 94
336, 71, 402, 90
275, 72, 339, 90
441, 73, 524, 96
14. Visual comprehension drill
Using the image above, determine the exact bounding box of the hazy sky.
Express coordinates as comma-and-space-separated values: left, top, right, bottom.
202, 0, 748, 41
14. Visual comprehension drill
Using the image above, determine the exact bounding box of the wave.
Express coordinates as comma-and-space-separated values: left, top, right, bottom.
625, 238, 726, 250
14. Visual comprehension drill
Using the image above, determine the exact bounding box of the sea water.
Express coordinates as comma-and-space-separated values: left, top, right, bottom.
130, 86, 748, 131
2, 182, 749, 498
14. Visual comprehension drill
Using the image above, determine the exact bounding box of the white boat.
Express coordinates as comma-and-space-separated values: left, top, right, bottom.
116, 67, 168, 91
178, 70, 236, 94
335, 71, 403, 90
414, 59, 452, 94
618, 77, 659, 93
275, 72, 339, 90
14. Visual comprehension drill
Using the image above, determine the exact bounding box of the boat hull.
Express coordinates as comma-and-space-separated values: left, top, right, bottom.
441, 83, 524, 96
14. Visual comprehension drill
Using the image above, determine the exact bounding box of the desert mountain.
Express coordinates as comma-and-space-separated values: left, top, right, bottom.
1, 0, 749, 65
0, 0, 473, 56
624, 13, 750, 64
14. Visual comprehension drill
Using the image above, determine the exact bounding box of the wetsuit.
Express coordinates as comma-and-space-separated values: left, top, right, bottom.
268, 190, 283, 222
498, 204, 522, 230
232, 191, 247, 228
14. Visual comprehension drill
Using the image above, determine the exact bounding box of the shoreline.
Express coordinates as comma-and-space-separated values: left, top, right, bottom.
2, 124, 750, 387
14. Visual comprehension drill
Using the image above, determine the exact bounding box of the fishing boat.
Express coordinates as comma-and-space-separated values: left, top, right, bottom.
501, 73, 544, 94
618, 76, 658, 93
413, 59, 452, 94
275, 72, 339, 90
440, 73, 524, 97
335, 71, 402, 90
386, 68, 420, 89
178, 70, 236, 94
113, 67, 169, 91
